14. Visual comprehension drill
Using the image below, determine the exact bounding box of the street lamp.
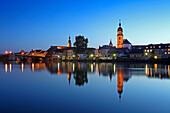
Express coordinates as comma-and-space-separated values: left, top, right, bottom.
154, 56, 157, 59
90, 54, 94, 57
113, 54, 116, 57
5, 51, 8, 54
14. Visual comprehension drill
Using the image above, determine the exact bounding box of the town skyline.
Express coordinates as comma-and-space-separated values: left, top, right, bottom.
1, 0, 170, 53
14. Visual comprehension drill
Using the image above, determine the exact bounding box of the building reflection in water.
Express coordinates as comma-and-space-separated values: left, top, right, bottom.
21, 63, 24, 72
145, 64, 170, 79
117, 68, 123, 99
9, 64, 12, 72
31, 63, 34, 72
3, 61, 170, 99
5, 63, 8, 73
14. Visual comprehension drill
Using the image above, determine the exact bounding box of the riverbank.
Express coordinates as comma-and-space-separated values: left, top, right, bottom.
1, 58, 170, 64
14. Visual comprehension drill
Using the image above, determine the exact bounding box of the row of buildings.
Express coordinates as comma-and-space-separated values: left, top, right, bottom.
4, 20, 170, 61
44, 20, 170, 60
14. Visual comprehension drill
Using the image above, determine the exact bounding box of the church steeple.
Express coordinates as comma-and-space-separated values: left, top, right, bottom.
117, 19, 123, 48
68, 35, 71, 47
109, 39, 113, 47
119, 19, 121, 27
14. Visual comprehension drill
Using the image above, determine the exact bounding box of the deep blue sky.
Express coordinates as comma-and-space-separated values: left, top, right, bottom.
0, 0, 170, 53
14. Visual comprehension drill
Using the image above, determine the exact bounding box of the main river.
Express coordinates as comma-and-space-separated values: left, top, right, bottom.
0, 61, 170, 113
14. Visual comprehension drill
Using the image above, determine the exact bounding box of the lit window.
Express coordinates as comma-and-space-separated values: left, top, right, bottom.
153, 46, 155, 48
146, 47, 148, 49
150, 49, 152, 52
145, 53, 148, 55
159, 46, 161, 48
165, 52, 167, 54
147, 50, 149, 52
168, 52, 170, 54
150, 46, 152, 48
168, 49, 170, 51
145, 50, 146, 52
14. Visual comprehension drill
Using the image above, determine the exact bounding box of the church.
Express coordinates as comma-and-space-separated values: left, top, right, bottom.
117, 20, 132, 50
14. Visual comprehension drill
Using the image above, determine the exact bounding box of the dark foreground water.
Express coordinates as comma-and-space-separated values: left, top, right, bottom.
0, 61, 170, 113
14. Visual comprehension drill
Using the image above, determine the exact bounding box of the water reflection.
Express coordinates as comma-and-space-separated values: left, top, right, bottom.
145, 63, 170, 79
3, 62, 170, 99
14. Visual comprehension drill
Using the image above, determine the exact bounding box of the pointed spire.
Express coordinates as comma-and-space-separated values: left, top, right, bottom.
110, 39, 112, 44
119, 19, 121, 27
69, 35, 70, 40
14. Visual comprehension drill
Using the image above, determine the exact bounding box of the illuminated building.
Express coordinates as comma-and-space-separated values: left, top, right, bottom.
117, 20, 123, 48
122, 39, 132, 49
144, 43, 170, 59
68, 36, 72, 47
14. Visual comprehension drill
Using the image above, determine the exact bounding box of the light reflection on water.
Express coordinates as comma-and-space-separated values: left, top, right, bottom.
0, 62, 170, 113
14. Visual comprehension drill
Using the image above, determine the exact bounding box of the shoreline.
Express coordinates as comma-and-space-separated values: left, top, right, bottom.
1, 58, 170, 64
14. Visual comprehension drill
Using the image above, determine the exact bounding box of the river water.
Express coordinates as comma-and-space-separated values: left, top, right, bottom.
0, 61, 170, 113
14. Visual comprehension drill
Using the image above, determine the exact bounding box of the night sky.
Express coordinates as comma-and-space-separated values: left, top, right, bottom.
0, 0, 170, 53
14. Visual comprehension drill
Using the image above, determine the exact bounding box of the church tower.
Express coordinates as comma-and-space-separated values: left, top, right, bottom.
109, 39, 113, 47
117, 20, 123, 48
68, 36, 71, 47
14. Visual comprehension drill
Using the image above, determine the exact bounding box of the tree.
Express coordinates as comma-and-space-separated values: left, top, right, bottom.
73, 35, 88, 53
108, 47, 118, 57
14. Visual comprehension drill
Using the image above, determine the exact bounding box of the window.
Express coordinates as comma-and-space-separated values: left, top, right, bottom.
159, 46, 161, 48
153, 46, 155, 48
150, 46, 152, 48
146, 47, 148, 49
119, 37, 121, 40
150, 49, 152, 52
165, 52, 167, 54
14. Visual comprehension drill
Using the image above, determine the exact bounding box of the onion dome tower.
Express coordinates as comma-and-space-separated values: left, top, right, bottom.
117, 19, 123, 48
68, 36, 71, 47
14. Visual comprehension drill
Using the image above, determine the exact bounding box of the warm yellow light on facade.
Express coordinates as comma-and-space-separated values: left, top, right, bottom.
145, 53, 148, 55
5, 51, 8, 54
57, 46, 62, 49
9, 51, 12, 54
154, 56, 157, 59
